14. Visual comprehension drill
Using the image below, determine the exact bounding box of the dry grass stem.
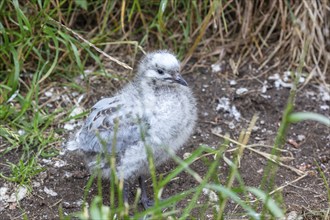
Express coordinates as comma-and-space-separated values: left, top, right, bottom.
48, 18, 133, 71
212, 132, 306, 176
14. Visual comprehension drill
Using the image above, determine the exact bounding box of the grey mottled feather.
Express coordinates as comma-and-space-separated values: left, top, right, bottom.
77, 95, 147, 154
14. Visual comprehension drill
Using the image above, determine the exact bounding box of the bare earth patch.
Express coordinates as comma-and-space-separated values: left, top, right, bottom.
0, 60, 329, 219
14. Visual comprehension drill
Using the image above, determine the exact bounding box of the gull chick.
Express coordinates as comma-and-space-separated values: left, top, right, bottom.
68, 50, 197, 208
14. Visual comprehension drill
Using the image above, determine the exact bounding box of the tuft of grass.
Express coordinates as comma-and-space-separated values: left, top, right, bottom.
0, 157, 45, 187
0, 1, 328, 219
72, 117, 285, 219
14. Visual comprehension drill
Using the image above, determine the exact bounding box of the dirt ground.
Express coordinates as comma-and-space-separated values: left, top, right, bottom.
0, 59, 329, 219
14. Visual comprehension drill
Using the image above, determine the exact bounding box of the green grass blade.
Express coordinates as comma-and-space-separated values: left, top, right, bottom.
12, 0, 32, 33
248, 187, 284, 218
74, 0, 88, 10
69, 41, 83, 73
207, 184, 260, 219
159, 146, 206, 188
288, 112, 330, 127
158, 0, 168, 31
0, 21, 9, 45
38, 27, 59, 84
8, 47, 20, 94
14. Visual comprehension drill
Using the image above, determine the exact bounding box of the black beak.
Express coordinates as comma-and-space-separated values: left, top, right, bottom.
174, 74, 188, 86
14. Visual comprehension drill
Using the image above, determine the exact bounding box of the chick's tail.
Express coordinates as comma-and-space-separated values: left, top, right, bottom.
66, 130, 81, 151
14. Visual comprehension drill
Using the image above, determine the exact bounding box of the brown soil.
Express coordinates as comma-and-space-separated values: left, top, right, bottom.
0, 59, 329, 219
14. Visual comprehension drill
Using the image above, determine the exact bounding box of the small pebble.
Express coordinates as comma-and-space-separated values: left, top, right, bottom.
8, 186, 28, 202
320, 105, 329, 110
229, 80, 237, 86
297, 134, 306, 142
211, 126, 222, 134
183, 152, 192, 160
211, 64, 221, 73
44, 91, 53, 97
63, 123, 75, 131
18, 129, 26, 136
44, 187, 58, 197
236, 87, 248, 95
228, 121, 235, 129
54, 160, 67, 168
202, 188, 219, 202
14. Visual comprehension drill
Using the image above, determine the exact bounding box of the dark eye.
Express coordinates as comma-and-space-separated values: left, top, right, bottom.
157, 69, 164, 74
